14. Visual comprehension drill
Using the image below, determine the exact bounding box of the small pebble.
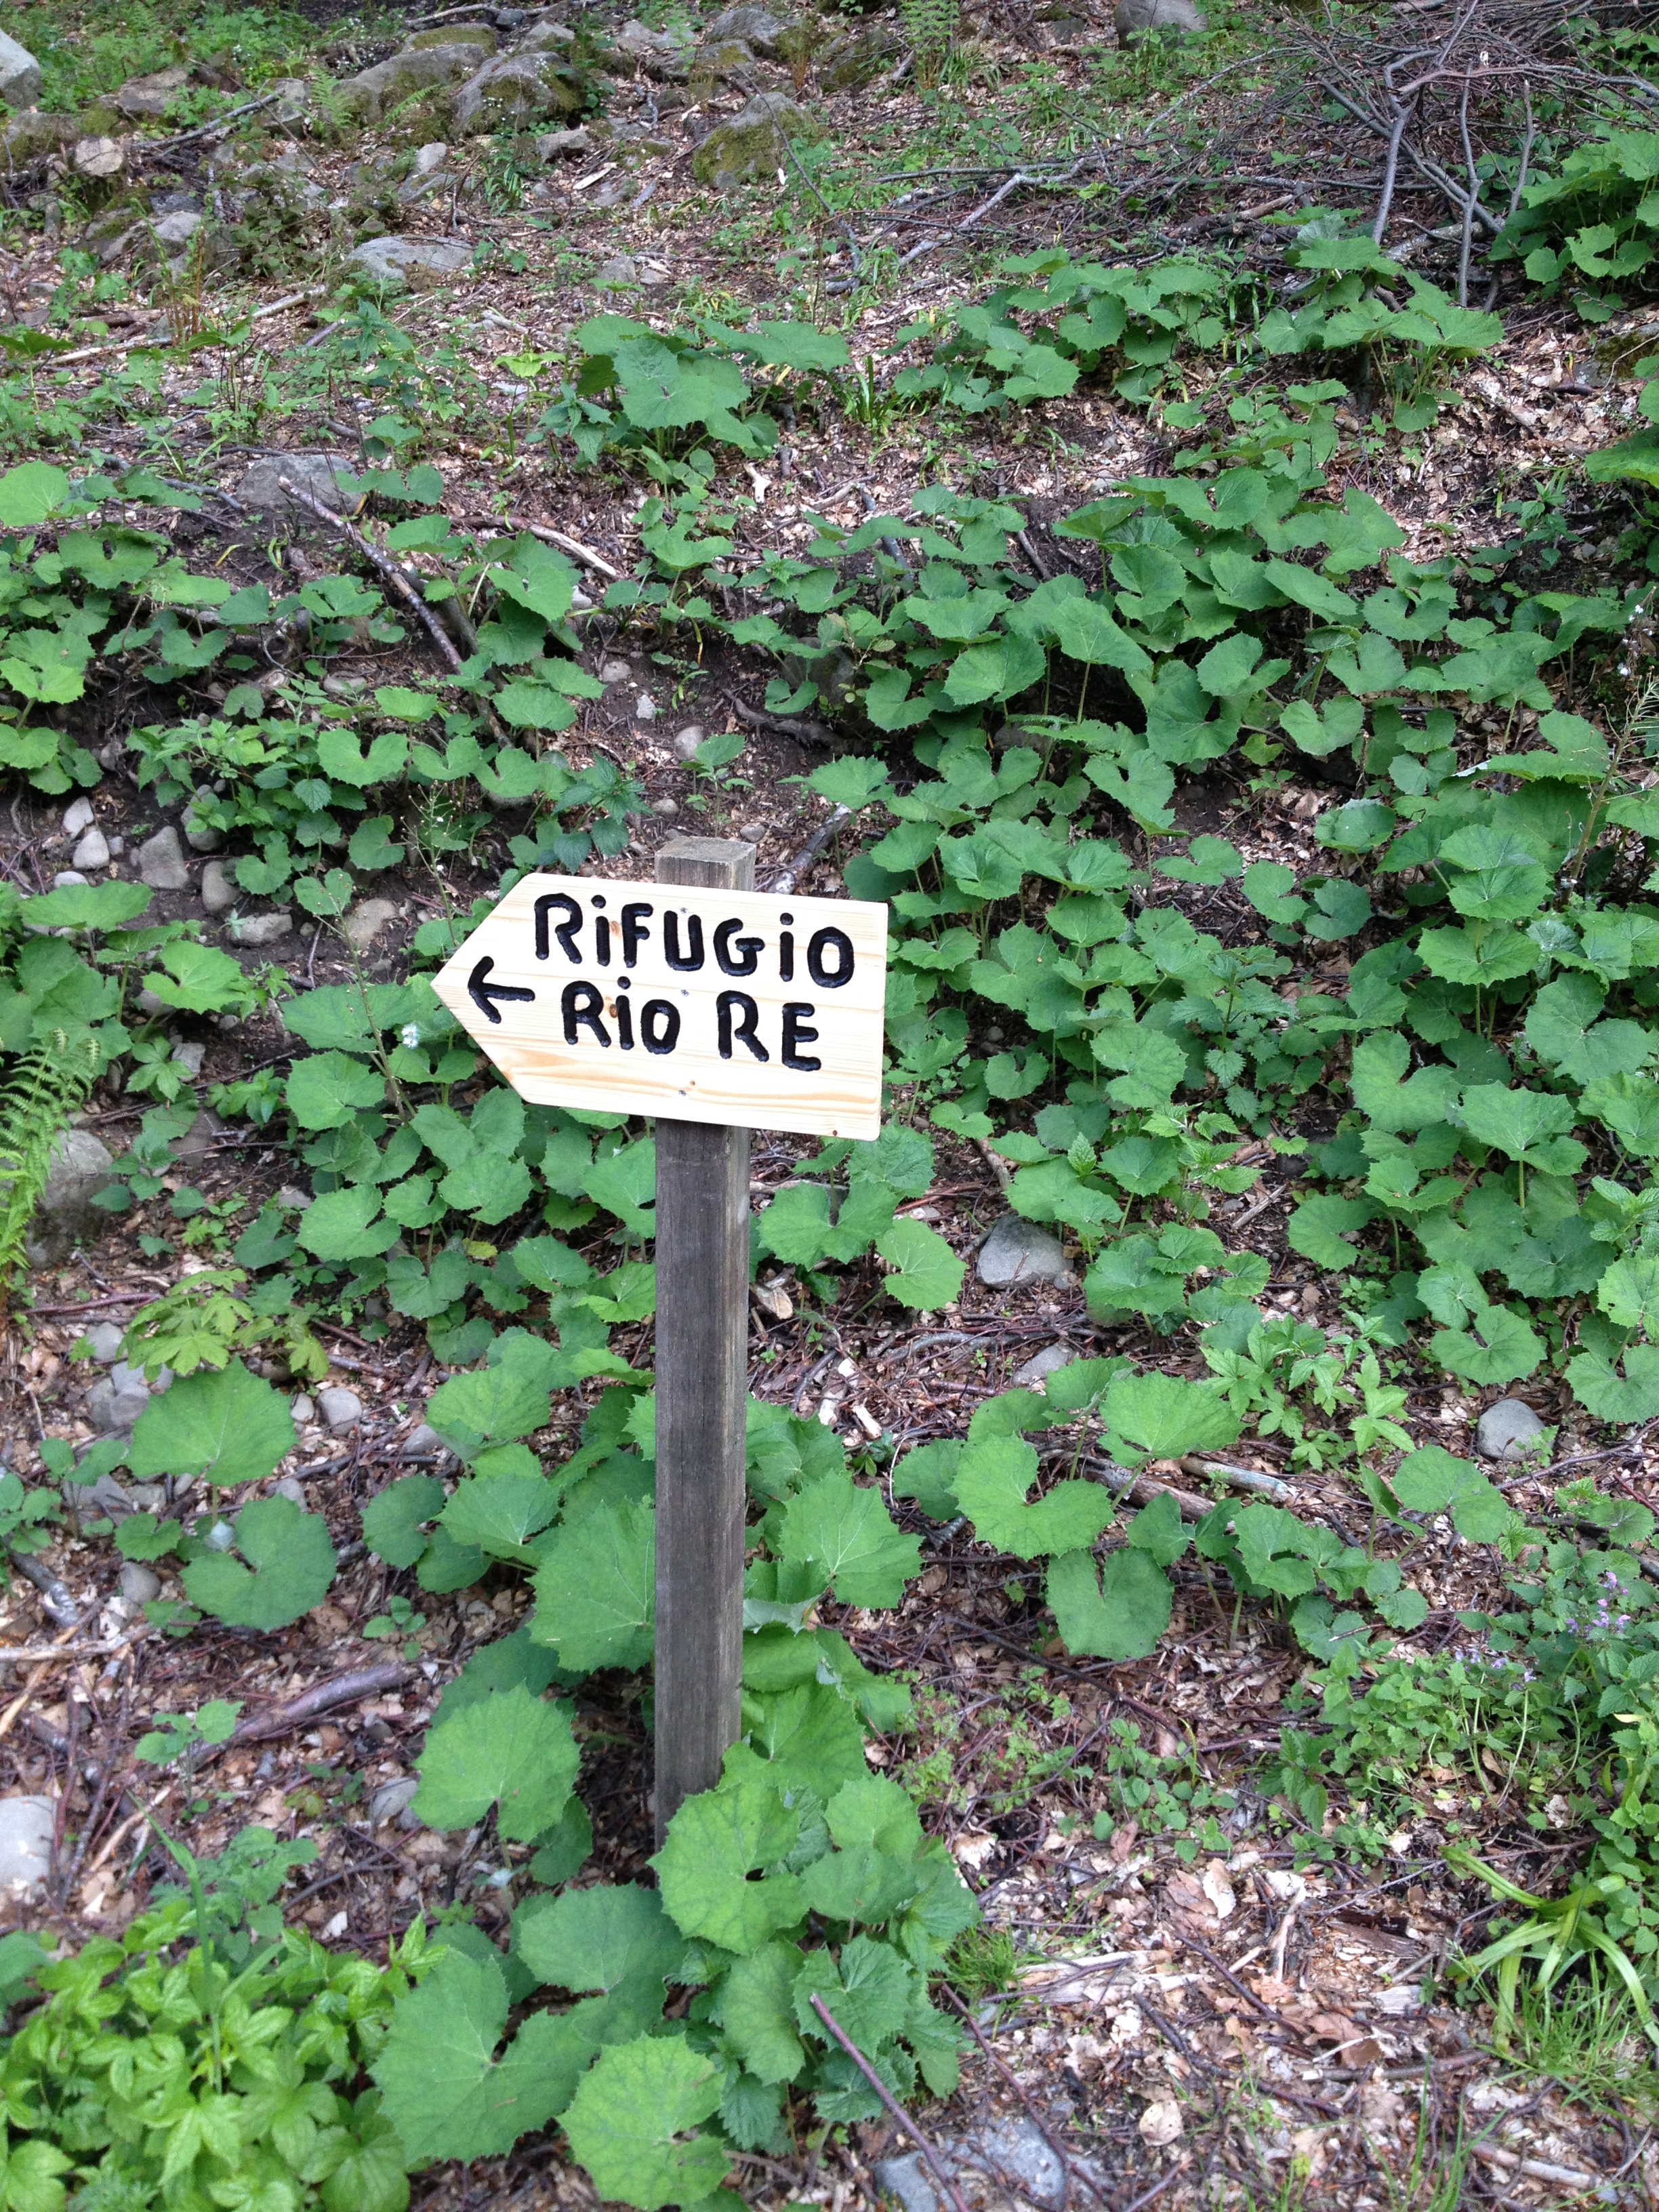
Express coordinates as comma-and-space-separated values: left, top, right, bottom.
598, 657, 632, 686
171, 1040, 205, 1076
118, 1561, 161, 1605
672, 724, 703, 762
72, 828, 110, 871
52, 871, 89, 890
85, 1321, 124, 1364
317, 1384, 363, 1432
61, 796, 96, 837
271, 1475, 307, 1504
635, 694, 658, 722
651, 797, 678, 818
290, 1393, 316, 1425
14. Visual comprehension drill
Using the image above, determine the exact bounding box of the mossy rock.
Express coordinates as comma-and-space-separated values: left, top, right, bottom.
691, 91, 823, 189
451, 50, 590, 128
403, 23, 495, 52
819, 23, 899, 88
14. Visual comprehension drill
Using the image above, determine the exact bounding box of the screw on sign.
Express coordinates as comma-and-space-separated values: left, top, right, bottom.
434, 839, 888, 1840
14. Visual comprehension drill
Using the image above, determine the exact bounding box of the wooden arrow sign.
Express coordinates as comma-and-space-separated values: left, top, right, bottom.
430, 867, 888, 1141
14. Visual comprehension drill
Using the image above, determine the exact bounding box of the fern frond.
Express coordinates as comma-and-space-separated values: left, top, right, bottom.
0, 1029, 103, 1297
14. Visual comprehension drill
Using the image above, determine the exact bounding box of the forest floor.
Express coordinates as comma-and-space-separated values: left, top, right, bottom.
5, 0, 1659, 2204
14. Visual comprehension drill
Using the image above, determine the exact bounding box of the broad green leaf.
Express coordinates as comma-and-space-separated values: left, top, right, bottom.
128, 1359, 295, 1487
317, 727, 409, 787
413, 1681, 579, 1841
1286, 1193, 1377, 1269
792, 1931, 914, 2051
584, 1137, 657, 1236
1391, 1445, 1517, 1541
653, 1763, 804, 1954
1569, 1343, 1659, 1423
0, 462, 70, 527
285, 1050, 388, 1131
778, 1473, 920, 1607
443, 1471, 559, 1555
1430, 1299, 1545, 1389
296, 1185, 398, 1262
561, 2035, 729, 2211
874, 1216, 964, 1310
20, 880, 151, 932
1046, 1547, 1173, 1661
144, 941, 252, 1015
182, 1496, 336, 1629
363, 1475, 445, 1568
1599, 1254, 1659, 1335
1460, 1083, 1586, 1174
427, 1359, 552, 1459
532, 1496, 655, 1671
954, 1435, 1112, 1559
718, 1940, 806, 2085
373, 1949, 597, 2163
1101, 1370, 1240, 1458
891, 1439, 962, 1519
375, 685, 441, 722
514, 1882, 681, 2039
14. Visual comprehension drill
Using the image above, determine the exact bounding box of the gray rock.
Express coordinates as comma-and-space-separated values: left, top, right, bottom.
291, 1394, 316, 1425
451, 47, 588, 129
173, 1109, 224, 1162
115, 64, 190, 117
137, 824, 189, 890
71, 827, 109, 871
228, 911, 293, 947
200, 860, 234, 915
1475, 1397, 1549, 1464
84, 1471, 136, 1521
84, 1321, 124, 1364
692, 91, 823, 189
600, 659, 634, 685
236, 452, 357, 516
171, 1040, 205, 1078
518, 18, 577, 50
534, 123, 590, 158
876, 2116, 1101, 2212
61, 796, 95, 836
24, 1128, 115, 1267
369, 1776, 420, 1828
401, 1422, 452, 1463
0, 1797, 54, 1902
150, 210, 202, 249
73, 136, 125, 181
86, 1372, 150, 1436
651, 797, 678, 818
336, 43, 488, 122
1115, 0, 1204, 37
181, 804, 222, 854
271, 1475, 307, 1505
978, 1213, 1067, 1289
268, 77, 311, 122
820, 20, 901, 89
118, 1560, 161, 1605
634, 695, 657, 724
318, 1384, 363, 1432
613, 16, 693, 73
707, 5, 787, 55
672, 724, 704, 761
52, 872, 89, 890
403, 22, 496, 52
594, 253, 638, 287
412, 140, 450, 174
0, 33, 42, 108
348, 235, 473, 286
341, 897, 398, 950
1011, 1342, 1076, 1390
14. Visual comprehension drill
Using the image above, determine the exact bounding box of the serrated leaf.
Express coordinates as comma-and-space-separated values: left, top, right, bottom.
426, 1358, 552, 1460
1430, 1298, 1545, 1388
514, 1882, 680, 2041
532, 1496, 655, 1671
800, 1844, 925, 1928
20, 880, 151, 932
285, 1050, 388, 1131
584, 1137, 657, 1236
443, 1471, 559, 1556
181, 1496, 336, 1629
128, 1358, 295, 1487
793, 1933, 914, 2050
413, 1681, 579, 1841
144, 940, 253, 1015
0, 461, 70, 527
718, 1940, 806, 2085
363, 1475, 445, 1568
777, 1474, 920, 1607
1460, 1082, 1585, 1172
874, 1215, 964, 1310
1569, 1342, 1659, 1423
1286, 1193, 1378, 1269
562, 2034, 730, 2211
317, 727, 409, 787
890, 1439, 962, 1519
653, 1765, 804, 1954
373, 1949, 596, 2163
1101, 1370, 1240, 1458
1391, 1443, 1517, 1540
1046, 1547, 1173, 1661
296, 1185, 398, 1263
954, 1435, 1112, 1559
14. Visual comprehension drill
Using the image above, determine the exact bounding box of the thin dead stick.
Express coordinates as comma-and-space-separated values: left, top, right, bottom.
278, 479, 463, 675
940, 1984, 1109, 2207
457, 510, 623, 580
10, 1549, 80, 1627
1370, 96, 1418, 240
0, 1639, 130, 1663
808, 1995, 972, 2212
226, 1662, 409, 1744
770, 804, 852, 895
45, 290, 308, 369
0, 1610, 99, 1746
58, 1662, 131, 1906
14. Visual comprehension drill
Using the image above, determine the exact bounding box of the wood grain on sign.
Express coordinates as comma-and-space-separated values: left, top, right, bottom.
430, 870, 888, 1139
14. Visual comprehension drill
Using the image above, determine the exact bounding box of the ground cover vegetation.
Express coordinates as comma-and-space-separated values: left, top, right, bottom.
5, 0, 1659, 2201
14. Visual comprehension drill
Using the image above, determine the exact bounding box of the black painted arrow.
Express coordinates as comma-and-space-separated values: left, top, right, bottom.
468, 956, 535, 1026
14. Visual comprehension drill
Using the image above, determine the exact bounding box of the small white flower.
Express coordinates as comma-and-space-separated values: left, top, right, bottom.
401, 1023, 422, 1048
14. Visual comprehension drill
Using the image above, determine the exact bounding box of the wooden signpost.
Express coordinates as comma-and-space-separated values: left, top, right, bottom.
432, 838, 888, 1842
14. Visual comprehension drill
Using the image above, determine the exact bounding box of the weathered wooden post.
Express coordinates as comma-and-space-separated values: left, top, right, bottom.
650, 836, 752, 1841
431, 835, 886, 1851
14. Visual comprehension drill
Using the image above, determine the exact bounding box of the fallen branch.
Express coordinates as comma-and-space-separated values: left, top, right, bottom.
1179, 1456, 1294, 1503
808, 1995, 972, 2212
228, 1662, 409, 1743
770, 804, 852, 895
726, 695, 834, 745
11, 1547, 80, 1629
455, 510, 623, 581
278, 478, 464, 675
47, 289, 308, 369
131, 91, 280, 154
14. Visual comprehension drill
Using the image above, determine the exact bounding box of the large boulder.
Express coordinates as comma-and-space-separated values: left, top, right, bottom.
0, 34, 41, 109
348, 234, 472, 285
24, 1128, 114, 1267
450, 48, 588, 129
692, 91, 823, 189
611, 18, 694, 75
0, 110, 74, 163
115, 64, 191, 119
404, 23, 495, 52
335, 44, 487, 124
705, 5, 789, 56
1115, 0, 1205, 38
820, 21, 901, 89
